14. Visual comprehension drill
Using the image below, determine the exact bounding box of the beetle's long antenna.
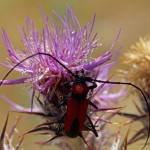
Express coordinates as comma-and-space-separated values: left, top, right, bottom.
0, 52, 75, 86
91, 79, 150, 149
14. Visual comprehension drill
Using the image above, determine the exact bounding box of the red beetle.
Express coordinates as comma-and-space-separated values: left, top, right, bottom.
62, 71, 98, 138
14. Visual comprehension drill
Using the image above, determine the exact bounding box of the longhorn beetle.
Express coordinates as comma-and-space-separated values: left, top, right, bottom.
0, 52, 150, 149
56, 70, 98, 139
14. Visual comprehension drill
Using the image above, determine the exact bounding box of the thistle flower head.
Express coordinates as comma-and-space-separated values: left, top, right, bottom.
2, 7, 101, 89
0, 6, 125, 149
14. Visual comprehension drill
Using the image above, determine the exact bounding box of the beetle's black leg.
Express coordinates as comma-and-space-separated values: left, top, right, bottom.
78, 133, 89, 148
88, 82, 97, 90
88, 82, 98, 109
85, 125, 98, 137
86, 115, 98, 137
89, 101, 98, 109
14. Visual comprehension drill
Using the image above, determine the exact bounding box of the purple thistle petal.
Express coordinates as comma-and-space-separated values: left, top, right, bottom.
80, 51, 112, 70
1, 95, 41, 112
96, 87, 126, 103
0, 78, 28, 85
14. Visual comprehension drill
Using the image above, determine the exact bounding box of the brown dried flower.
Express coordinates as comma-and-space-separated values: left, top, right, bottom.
124, 36, 150, 94
122, 36, 150, 146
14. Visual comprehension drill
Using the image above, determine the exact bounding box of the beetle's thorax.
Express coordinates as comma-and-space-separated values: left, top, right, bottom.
71, 82, 89, 101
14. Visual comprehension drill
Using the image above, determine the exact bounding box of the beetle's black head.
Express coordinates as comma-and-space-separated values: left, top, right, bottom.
74, 70, 87, 85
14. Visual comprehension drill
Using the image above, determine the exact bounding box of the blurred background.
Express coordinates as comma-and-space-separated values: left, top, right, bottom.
0, 0, 150, 149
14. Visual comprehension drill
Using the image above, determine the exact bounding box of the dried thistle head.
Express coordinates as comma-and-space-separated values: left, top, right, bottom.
124, 36, 150, 95
121, 36, 150, 147
123, 36, 150, 110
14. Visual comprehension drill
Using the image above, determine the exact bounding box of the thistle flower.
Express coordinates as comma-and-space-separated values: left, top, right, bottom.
0, 6, 125, 149
121, 36, 150, 145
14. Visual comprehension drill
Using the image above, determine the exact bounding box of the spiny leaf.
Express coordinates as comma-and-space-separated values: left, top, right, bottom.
0, 113, 9, 150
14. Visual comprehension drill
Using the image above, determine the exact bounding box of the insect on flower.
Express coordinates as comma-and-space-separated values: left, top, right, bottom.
0, 52, 150, 149
0, 6, 150, 149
